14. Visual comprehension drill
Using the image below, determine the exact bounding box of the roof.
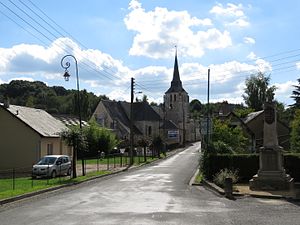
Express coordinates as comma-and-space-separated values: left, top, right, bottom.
165, 51, 186, 94
101, 100, 143, 135
0, 104, 68, 137
160, 120, 178, 130
120, 101, 161, 121
243, 110, 264, 124
53, 114, 88, 127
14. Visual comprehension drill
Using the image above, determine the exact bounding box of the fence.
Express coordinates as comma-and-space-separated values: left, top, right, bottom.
0, 151, 161, 193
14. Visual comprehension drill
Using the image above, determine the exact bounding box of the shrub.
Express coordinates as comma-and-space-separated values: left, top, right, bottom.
213, 168, 239, 188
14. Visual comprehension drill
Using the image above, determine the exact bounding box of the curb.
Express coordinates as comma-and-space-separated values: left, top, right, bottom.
201, 178, 300, 201
0, 147, 187, 206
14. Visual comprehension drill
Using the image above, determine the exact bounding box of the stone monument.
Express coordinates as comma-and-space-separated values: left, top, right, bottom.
249, 102, 294, 190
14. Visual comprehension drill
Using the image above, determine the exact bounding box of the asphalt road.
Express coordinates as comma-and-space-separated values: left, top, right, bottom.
0, 142, 299, 225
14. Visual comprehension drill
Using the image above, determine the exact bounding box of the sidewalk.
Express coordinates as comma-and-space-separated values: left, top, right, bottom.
199, 178, 300, 200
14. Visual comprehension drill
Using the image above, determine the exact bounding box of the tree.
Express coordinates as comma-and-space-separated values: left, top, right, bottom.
211, 119, 248, 153
60, 126, 86, 178
152, 135, 163, 158
290, 109, 300, 152
83, 120, 118, 157
291, 78, 300, 109
243, 72, 277, 111
137, 138, 149, 162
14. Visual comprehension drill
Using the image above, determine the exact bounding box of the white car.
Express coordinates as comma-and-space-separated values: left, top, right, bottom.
32, 155, 71, 178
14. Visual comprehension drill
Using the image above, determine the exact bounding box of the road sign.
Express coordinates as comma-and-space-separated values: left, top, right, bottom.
200, 118, 213, 135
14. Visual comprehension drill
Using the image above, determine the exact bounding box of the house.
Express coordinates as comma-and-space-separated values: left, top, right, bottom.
92, 100, 180, 145
92, 50, 201, 146
218, 111, 255, 151
0, 103, 71, 170
244, 110, 290, 150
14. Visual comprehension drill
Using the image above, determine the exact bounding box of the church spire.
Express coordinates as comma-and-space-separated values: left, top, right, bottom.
165, 46, 186, 93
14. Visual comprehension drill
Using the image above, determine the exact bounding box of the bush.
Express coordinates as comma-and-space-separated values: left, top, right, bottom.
213, 168, 239, 188
202, 153, 300, 182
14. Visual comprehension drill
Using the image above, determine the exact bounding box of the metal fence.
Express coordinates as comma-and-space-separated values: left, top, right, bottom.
0, 151, 161, 192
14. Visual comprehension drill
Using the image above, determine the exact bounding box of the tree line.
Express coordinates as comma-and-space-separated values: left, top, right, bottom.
0, 80, 108, 120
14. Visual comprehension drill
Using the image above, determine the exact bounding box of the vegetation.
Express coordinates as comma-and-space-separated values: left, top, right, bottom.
0, 171, 110, 200
291, 78, 300, 109
213, 168, 239, 188
210, 118, 248, 153
290, 109, 300, 152
82, 120, 119, 158
242, 72, 277, 111
60, 125, 87, 178
0, 80, 107, 120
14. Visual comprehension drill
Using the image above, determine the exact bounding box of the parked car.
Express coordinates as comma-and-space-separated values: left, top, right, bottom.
32, 155, 71, 178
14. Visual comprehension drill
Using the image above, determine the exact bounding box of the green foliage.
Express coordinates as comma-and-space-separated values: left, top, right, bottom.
82, 120, 118, 157
291, 78, 300, 108
213, 168, 239, 188
290, 109, 300, 152
202, 154, 259, 181
0, 80, 105, 120
209, 141, 234, 154
243, 72, 277, 111
211, 118, 248, 153
234, 107, 254, 118
201, 153, 300, 182
60, 126, 87, 153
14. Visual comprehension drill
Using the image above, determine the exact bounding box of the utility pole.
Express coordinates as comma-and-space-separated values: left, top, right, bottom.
130, 77, 135, 165
206, 68, 210, 150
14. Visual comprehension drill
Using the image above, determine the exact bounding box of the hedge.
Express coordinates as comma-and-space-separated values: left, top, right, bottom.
202, 153, 300, 182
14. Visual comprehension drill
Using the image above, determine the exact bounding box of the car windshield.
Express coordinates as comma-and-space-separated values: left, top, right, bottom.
37, 157, 57, 165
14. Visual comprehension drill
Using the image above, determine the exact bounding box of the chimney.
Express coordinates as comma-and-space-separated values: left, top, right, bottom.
3, 98, 9, 108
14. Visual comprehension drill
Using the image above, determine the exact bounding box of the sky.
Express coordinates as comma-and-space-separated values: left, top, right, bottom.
0, 0, 300, 107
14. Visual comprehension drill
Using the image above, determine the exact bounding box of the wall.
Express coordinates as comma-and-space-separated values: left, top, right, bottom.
0, 107, 41, 170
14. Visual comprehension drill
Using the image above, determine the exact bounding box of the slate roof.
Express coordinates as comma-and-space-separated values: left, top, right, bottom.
165, 51, 186, 94
160, 120, 178, 130
120, 101, 161, 121
0, 104, 68, 137
243, 110, 264, 124
102, 100, 143, 135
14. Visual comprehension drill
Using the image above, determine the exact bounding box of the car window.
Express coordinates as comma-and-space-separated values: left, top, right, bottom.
63, 157, 68, 163
37, 157, 56, 165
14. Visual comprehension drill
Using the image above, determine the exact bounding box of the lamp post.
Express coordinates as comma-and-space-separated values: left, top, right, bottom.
61, 54, 83, 178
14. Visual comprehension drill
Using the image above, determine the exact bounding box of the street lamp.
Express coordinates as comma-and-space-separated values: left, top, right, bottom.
61, 54, 83, 178
61, 55, 82, 129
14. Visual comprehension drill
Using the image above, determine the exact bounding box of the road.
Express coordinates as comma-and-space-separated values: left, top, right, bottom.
0, 142, 299, 225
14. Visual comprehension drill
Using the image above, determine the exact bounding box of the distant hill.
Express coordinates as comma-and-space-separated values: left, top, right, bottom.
0, 80, 108, 120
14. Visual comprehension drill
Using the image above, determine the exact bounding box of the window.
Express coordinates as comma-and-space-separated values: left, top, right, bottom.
174, 94, 176, 102
170, 95, 172, 102
47, 143, 53, 155
148, 126, 152, 136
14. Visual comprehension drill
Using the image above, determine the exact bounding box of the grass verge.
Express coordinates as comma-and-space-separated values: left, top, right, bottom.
0, 170, 111, 201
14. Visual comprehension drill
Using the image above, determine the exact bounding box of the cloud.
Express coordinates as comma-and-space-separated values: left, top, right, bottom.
247, 52, 257, 60
244, 37, 255, 44
124, 0, 231, 59
275, 81, 297, 94
296, 62, 300, 69
210, 3, 250, 27
210, 3, 245, 17
0, 38, 130, 86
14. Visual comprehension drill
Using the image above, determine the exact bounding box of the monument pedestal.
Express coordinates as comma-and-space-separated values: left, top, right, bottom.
250, 146, 294, 190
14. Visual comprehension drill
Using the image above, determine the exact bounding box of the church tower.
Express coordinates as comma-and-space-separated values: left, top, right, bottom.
164, 49, 189, 144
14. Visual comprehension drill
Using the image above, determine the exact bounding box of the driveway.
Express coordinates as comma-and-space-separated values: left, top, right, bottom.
0, 142, 299, 225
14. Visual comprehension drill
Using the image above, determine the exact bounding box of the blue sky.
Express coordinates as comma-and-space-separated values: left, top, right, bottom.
0, 0, 300, 106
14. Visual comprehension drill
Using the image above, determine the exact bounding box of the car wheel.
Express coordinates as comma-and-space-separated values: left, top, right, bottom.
51, 170, 57, 178
67, 168, 71, 176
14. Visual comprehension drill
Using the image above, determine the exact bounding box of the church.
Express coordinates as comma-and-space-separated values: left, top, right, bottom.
92, 51, 201, 146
